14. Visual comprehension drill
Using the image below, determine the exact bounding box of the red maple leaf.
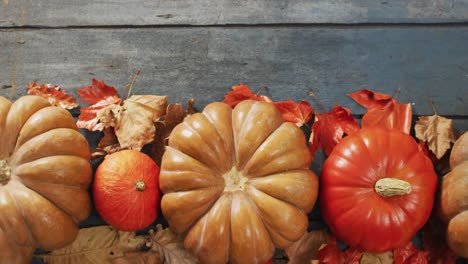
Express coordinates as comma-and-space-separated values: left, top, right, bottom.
273, 99, 314, 127
318, 236, 345, 264
309, 105, 360, 158
348, 89, 412, 134
27, 82, 79, 109
76, 79, 123, 131
223, 84, 272, 108
394, 241, 432, 264
343, 248, 363, 264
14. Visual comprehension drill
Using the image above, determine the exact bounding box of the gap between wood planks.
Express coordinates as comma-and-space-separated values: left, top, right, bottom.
2, 22, 468, 30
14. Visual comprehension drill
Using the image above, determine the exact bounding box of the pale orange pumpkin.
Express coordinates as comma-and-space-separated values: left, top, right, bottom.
160, 100, 318, 264
439, 132, 468, 258
0, 96, 92, 263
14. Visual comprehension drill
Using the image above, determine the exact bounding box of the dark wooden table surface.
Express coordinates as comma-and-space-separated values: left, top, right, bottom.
1, 1, 467, 263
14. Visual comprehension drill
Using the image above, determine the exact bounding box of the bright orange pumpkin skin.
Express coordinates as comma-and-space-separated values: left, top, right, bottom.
93, 150, 161, 231
0, 96, 92, 263
160, 100, 319, 264
320, 127, 437, 253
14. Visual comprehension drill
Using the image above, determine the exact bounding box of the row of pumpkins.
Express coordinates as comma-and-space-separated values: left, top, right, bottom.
0, 95, 467, 264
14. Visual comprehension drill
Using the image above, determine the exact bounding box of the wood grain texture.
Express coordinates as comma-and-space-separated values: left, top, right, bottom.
1, 0, 468, 27
0, 27, 467, 115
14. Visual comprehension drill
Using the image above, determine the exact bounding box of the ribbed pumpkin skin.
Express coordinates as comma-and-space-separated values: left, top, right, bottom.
0, 96, 92, 264
93, 150, 160, 231
160, 100, 318, 264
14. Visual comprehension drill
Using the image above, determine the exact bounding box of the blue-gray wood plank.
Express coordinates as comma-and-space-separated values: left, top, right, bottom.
0, 27, 467, 116
1, 0, 468, 26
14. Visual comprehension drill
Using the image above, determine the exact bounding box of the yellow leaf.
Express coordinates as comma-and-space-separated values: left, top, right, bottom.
38, 226, 146, 264
415, 115, 456, 159
360, 251, 393, 264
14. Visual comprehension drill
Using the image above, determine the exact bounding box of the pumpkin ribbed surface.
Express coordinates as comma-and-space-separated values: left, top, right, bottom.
159, 100, 318, 264
0, 96, 92, 263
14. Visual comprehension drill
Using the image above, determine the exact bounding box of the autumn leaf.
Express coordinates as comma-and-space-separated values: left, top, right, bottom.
417, 140, 439, 164
114, 97, 167, 150
91, 128, 125, 159
273, 99, 314, 127
414, 114, 456, 159
360, 251, 393, 264
77, 79, 123, 131
318, 236, 344, 264
285, 229, 329, 263
348, 89, 412, 134
151, 100, 194, 166
38, 226, 146, 264
394, 242, 419, 264
223, 84, 272, 107
309, 105, 360, 158
27, 82, 79, 109
113, 224, 198, 264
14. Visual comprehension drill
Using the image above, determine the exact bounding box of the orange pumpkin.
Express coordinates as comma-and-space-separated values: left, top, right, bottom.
160, 100, 318, 264
0, 96, 92, 263
439, 132, 468, 257
93, 150, 161, 231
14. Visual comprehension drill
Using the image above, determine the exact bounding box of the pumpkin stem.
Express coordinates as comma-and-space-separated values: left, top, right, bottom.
135, 180, 146, 192
374, 178, 412, 197
223, 167, 248, 192
0, 160, 11, 185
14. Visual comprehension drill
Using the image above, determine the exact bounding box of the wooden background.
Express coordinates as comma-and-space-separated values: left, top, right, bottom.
1, 0, 467, 263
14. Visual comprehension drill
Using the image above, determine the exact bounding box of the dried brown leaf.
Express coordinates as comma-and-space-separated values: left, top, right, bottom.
151, 101, 194, 166
127, 95, 167, 118
285, 229, 329, 264
38, 226, 146, 264
360, 251, 393, 264
148, 225, 198, 264
415, 115, 457, 159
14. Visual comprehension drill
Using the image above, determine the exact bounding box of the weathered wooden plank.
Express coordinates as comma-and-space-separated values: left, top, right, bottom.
1, 0, 468, 27
1, 27, 467, 115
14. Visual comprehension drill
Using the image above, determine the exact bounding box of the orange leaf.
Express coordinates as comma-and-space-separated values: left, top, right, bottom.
27, 82, 79, 109
76, 79, 123, 131
348, 89, 412, 134
309, 105, 360, 158
223, 84, 272, 108
273, 99, 314, 127
394, 242, 420, 264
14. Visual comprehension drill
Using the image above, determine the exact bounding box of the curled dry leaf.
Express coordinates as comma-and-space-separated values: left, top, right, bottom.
415, 114, 456, 159
112, 224, 198, 264
91, 128, 126, 160
77, 79, 123, 131
285, 229, 329, 264
348, 89, 412, 134
223, 84, 272, 108
151, 100, 194, 166
27, 82, 79, 109
360, 251, 393, 264
38, 226, 146, 264
273, 99, 314, 127
309, 105, 360, 159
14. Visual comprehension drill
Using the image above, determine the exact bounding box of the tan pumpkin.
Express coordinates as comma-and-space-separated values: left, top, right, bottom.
0, 96, 92, 263
439, 132, 468, 257
160, 100, 318, 264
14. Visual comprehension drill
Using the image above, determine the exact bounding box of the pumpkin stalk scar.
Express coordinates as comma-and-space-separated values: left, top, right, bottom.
374, 178, 412, 197
223, 166, 248, 192
0, 159, 11, 185
135, 180, 146, 192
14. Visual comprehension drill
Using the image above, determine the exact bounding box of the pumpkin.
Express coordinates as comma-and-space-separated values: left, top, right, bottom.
439, 132, 468, 257
320, 127, 438, 253
93, 149, 161, 231
159, 100, 318, 264
0, 95, 92, 263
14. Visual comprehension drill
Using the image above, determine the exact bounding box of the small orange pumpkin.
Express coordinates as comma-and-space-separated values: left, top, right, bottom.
160, 100, 318, 264
0, 96, 92, 263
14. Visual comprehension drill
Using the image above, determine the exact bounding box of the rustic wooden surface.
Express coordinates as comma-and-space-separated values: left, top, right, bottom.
0, 0, 467, 262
